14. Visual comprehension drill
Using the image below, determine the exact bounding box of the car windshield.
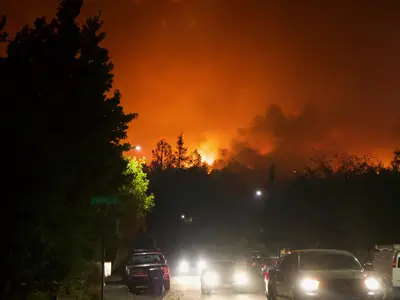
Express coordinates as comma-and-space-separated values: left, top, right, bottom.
132, 253, 165, 264
299, 252, 362, 271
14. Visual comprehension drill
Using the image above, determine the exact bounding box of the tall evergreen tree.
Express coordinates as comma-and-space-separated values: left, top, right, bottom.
0, 1, 136, 298
151, 139, 173, 171
174, 132, 189, 168
189, 149, 203, 167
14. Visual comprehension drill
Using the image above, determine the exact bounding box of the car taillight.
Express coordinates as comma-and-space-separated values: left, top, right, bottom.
163, 266, 170, 278
393, 256, 397, 268
264, 270, 269, 280
252, 262, 255, 267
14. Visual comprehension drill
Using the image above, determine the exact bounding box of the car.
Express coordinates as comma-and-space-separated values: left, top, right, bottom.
393, 250, 400, 291
177, 252, 207, 275
265, 249, 386, 300
123, 249, 170, 296
259, 257, 279, 276
200, 260, 250, 295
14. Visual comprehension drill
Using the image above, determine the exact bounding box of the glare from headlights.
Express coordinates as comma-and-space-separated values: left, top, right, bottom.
300, 278, 319, 292
203, 271, 219, 286
179, 261, 189, 273
365, 277, 381, 290
234, 272, 249, 285
197, 260, 207, 271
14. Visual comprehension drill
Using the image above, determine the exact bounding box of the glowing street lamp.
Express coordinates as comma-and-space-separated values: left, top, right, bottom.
255, 190, 263, 197
181, 214, 185, 219
133, 145, 141, 151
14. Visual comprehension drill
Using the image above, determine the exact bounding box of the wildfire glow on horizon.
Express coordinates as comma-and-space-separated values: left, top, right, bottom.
4, 0, 399, 171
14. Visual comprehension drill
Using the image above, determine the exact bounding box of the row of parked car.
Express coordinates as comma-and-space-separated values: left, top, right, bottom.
118, 247, 400, 298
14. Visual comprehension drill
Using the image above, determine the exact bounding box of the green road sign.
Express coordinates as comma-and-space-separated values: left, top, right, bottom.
91, 196, 119, 205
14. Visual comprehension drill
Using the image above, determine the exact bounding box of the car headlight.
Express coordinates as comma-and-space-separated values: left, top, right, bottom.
203, 271, 219, 286
300, 278, 319, 292
179, 261, 189, 273
365, 277, 381, 291
197, 260, 207, 270
234, 272, 249, 285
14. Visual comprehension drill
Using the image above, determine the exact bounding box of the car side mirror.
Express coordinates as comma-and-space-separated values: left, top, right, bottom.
363, 262, 373, 271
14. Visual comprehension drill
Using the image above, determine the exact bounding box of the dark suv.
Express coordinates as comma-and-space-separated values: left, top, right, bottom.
123, 249, 170, 296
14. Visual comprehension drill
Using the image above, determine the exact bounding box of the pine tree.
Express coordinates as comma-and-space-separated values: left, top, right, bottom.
189, 149, 203, 167
174, 132, 189, 168
1, 1, 136, 297
151, 139, 173, 171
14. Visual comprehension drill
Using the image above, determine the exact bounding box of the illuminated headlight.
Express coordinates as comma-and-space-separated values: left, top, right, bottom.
197, 260, 207, 271
300, 278, 319, 292
203, 271, 219, 286
234, 272, 249, 285
179, 261, 189, 273
365, 277, 381, 291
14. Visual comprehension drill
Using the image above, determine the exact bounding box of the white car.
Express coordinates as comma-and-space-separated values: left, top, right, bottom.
393, 251, 400, 290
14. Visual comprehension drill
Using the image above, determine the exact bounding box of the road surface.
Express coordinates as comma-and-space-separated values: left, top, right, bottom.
104, 275, 267, 300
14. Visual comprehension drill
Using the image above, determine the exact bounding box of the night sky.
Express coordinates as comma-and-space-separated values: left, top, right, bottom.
2, 0, 400, 167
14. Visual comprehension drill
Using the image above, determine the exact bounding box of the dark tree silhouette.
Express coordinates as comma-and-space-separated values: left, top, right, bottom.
189, 149, 203, 167
391, 148, 400, 171
151, 139, 173, 171
174, 132, 189, 168
1, 1, 135, 298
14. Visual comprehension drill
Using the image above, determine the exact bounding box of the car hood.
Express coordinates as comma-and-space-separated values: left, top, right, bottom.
299, 269, 369, 280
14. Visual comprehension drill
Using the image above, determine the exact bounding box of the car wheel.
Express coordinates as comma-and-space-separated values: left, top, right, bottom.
267, 282, 276, 300
127, 285, 137, 294
164, 279, 171, 291
201, 286, 211, 295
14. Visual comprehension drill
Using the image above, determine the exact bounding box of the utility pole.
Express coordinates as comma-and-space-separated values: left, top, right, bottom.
90, 196, 119, 300
100, 205, 106, 300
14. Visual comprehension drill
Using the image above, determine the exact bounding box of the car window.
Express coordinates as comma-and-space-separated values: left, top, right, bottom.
280, 254, 298, 271
299, 252, 362, 271
397, 253, 400, 268
132, 253, 165, 264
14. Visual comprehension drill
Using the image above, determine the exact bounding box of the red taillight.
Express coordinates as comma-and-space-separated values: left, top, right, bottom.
393, 256, 397, 268
252, 262, 255, 267
264, 270, 269, 280
163, 266, 170, 279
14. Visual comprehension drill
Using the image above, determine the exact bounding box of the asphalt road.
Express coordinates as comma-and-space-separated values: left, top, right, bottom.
104, 275, 267, 300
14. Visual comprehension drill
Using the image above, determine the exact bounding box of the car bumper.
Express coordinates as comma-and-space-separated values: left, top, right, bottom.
126, 277, 167, 289
293, 290, 385, 300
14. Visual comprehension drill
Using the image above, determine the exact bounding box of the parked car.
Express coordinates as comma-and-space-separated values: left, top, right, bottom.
393, 250, 400, 292
123, 248, 170, 296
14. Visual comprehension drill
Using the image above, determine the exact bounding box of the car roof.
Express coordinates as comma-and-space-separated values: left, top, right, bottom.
132, 251, 163, 255
291, 249, 354, 256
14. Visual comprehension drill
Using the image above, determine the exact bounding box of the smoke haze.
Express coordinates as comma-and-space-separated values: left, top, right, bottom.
2, 0, 400, 170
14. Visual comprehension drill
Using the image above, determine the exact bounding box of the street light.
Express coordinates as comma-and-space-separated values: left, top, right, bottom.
255, 189, 262, 197
133, 145, 141, 151
181, 214, 185, 219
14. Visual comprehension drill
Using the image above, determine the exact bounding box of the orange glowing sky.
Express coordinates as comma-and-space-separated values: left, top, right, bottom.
2, 0, 400, 168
